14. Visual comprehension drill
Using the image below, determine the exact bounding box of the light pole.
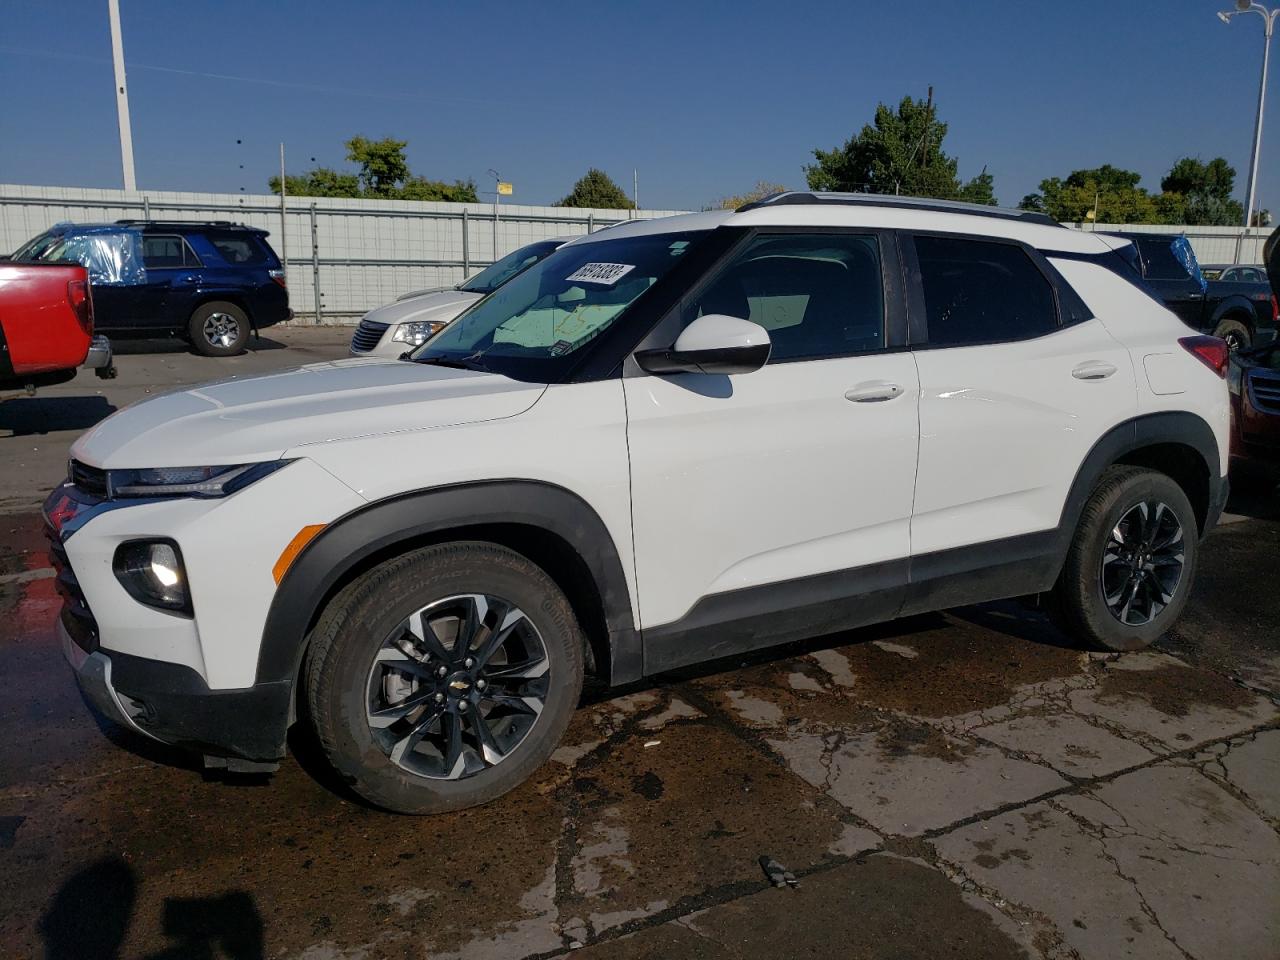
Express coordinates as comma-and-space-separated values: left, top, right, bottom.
1219, 0, 1278, 262
107, 0, 136, 190
487, 168, 501, 261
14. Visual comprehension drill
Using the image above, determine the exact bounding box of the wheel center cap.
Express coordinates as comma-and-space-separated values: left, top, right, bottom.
446, 673, 472, 695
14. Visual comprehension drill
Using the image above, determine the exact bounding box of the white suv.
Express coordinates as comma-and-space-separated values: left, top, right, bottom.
46, 193, 1231, 814
349, 238, 567, 358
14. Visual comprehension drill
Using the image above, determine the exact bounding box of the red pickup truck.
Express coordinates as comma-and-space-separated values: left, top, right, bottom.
0, 260, 114, 396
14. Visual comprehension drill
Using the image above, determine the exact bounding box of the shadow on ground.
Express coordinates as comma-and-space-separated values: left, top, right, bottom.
39, 857, 264, 960
0, 396, 115, 437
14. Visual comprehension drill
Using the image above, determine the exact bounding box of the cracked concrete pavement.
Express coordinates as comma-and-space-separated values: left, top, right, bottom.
1, 328, 1277, 959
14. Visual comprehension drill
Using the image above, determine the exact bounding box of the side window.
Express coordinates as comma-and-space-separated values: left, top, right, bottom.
209, 233, 269, 266
684, 233, 885, 362
1137, 240, 1191, 281
914, 236, 1058, 347
142, 235, 198, 269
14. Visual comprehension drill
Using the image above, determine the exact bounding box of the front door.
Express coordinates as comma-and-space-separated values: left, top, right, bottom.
624, 230, 920, 671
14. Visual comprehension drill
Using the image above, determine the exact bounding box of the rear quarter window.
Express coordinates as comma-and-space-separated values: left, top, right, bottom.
208, 233, 271, 266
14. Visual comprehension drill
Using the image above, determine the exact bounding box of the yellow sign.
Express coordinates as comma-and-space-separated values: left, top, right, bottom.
497, 182, 513, 196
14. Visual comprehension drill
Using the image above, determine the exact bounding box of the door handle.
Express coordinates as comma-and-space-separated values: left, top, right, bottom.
177, 275, 200, 284
1072, 360, 1117, 381
844, 381, 904, 403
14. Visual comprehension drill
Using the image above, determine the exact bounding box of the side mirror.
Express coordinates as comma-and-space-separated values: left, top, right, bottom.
634, 314, 771, 375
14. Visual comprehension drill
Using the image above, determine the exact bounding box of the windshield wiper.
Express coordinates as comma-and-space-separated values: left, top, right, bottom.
415, 356, 488, 372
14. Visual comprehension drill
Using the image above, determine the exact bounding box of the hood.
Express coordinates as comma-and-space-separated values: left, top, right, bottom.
1266, 225, 1279, 301
72, 358, 546, 468
363, 289, 482, 327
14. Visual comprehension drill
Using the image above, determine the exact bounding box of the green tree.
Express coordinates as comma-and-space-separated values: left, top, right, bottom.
344, 136, 410, 197
1022, 165, 1160, 224
804, 95, 996, 204
1160, 157, 1243, 226
268, 136, 475, 202
715, 181, 789, 210
557, 168, 634, 209
400, 175, 478, 203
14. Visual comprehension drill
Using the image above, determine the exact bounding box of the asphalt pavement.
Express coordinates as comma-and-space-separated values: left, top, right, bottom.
0, 328, 1276, 960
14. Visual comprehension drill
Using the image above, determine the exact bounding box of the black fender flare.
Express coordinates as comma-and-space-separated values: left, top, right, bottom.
255, 480, 641, 688
1207, 293, 1260, 332
1056, 410, 1223, 550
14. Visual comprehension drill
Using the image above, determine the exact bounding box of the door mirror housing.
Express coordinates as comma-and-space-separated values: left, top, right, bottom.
635, 314, 771, 375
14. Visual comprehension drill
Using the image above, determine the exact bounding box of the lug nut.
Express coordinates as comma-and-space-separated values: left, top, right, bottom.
476, 679, 487, 690
458, 701, 468, 712
464, 657, 475, 669
434, 692, 445, 703
437, 665, 448, 678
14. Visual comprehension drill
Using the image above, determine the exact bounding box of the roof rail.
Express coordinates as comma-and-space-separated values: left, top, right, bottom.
735, 191, 1061, 227
114, 219, 241, 228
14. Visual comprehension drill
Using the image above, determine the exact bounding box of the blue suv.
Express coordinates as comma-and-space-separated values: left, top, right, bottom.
10, 220, 291, 356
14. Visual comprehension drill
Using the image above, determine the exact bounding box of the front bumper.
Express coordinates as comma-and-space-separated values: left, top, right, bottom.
61, 619, 292, 764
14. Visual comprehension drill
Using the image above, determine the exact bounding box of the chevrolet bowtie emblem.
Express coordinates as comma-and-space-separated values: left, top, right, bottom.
449, 680, 470, 691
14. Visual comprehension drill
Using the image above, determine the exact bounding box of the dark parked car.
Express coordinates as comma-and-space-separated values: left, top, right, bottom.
1107, 232, 1277, 351
1201, 263, 1268, 283
10, 220, 290, 356
1227, 226, 1280, 490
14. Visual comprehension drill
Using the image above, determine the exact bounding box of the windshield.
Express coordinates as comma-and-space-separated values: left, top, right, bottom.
415, 231, 702, 378
11, 230, 61, 261
458, 240, 565, 295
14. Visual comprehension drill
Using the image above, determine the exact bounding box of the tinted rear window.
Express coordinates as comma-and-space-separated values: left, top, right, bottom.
209, 233, 271, 266
1137, 240, 1190, 281
914, 235, 1058, 346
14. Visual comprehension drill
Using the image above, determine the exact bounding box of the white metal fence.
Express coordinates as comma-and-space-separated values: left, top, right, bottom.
1, 185, 1271, 323
0, 184, 687, 321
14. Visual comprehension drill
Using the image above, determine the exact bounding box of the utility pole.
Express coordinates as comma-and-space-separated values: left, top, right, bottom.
279, 143, 288, 280
921, 85, 933, 171
107, 0, 137, 190
633, 168, 639, 214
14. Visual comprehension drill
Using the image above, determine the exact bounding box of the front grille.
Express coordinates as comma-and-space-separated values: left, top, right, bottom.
45, 522, 99, 653
69, 459, 108, 499
1249, 370, 1280, 415
351, 319, 389, 353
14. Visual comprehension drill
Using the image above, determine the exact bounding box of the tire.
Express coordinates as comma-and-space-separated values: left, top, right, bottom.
188, 301, 250, 357
1212, 317, 1251, 353
1050, 466, 1198, 652
305, 542, 585, 814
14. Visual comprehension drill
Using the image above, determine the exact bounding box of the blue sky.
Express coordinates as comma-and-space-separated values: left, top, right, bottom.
0, 0, 1276, 214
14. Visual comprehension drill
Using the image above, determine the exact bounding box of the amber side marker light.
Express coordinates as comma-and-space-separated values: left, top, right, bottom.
273, 524, 326, 584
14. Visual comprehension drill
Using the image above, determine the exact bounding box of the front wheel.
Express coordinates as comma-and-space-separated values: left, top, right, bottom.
1050, 466, 1198, 651
305, 542, 584, 814
189, 301, 250, 356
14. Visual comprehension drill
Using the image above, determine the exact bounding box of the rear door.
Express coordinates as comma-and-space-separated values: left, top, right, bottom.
625, 230, 920, 667
904, 233, 1137, 593
138, 234, 204, 328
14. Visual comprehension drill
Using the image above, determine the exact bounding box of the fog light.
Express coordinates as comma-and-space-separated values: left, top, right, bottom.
113, 539, 191, 615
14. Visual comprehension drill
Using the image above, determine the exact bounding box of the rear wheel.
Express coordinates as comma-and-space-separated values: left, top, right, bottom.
189, 301, 250, 356
305, 542, 584, 814
1050, 466, 1198, 651
1212, 317, 1251, 353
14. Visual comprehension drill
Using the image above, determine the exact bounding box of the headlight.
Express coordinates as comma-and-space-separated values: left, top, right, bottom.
106, 460, 292, 499
114, 539, 190, 614
391, 319, 448, 346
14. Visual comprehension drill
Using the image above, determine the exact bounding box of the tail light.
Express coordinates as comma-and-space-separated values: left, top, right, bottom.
1271, 293, 1278, 323
269, 269, 287, 289
67, 279, 93, 336
1179, 335, 1229, 378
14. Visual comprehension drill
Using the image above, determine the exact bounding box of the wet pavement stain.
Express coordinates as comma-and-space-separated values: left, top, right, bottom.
1097, 660, 1257, 718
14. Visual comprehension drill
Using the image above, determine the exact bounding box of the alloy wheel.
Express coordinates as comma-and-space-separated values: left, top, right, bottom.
203, 312, 241, 348
365, 593, 550, 780
1099, 500, 1185, 626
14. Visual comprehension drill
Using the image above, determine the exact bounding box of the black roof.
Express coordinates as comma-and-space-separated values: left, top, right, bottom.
736, 191, 1061, 227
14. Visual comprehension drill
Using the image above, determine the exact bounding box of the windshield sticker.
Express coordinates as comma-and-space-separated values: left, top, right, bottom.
549, 339, 573, 357
565, 262, 635, 286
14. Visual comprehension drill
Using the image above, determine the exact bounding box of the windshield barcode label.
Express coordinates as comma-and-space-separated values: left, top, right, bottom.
565, 263, 635, 286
